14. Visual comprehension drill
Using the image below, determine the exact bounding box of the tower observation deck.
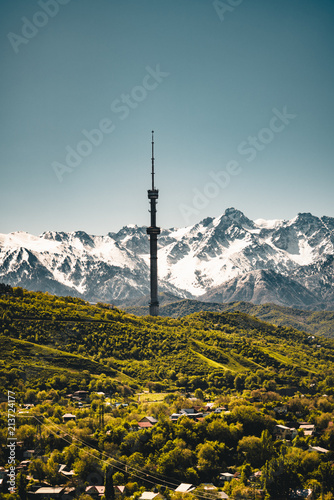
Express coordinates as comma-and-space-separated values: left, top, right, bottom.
147, 131, 160, 316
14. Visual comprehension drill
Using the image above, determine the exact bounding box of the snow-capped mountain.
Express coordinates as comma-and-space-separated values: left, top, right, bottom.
200, 269, 320, 309
0, 230, 188, 303
1, 208, 334, 309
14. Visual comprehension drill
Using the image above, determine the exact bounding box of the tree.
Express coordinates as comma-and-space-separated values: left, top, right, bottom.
206, 417, 241, 447
196, 441, 226, 479
240, 463, 252, 485
127, 452, 146, 471
16, 425, 36, 448
125, 482, 139, 496
262, 447, 302, 498
24, 389, 37, 404
45, 456, 62, 485
28, 458, 46, 482
260, 429, 274, 463
238, 436, 263, 468
73, 448, 100, 480
104, 465, 115, 500
234, 374, 245, 391
113, 471, 125, 485
16, 471, 27, 500
194, 388, 204, 401
231, 404, 269, 436
315, 462, 334, 496
63, 443, 79, 467
157, 440, 195, 478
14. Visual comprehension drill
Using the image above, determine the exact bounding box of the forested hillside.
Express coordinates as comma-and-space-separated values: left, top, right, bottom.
126, 298, 334, 338
1, 285, 334, 397
1, 285, 334, 499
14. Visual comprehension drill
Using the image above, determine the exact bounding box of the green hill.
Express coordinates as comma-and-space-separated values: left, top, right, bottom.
1, 285, 334, 398
126, 298, 334, 338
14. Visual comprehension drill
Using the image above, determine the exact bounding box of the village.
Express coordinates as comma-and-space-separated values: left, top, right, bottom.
1, 387, 333, 500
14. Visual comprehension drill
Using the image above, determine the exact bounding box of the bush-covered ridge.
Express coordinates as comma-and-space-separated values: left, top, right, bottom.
1, 285, 334, 397
126, 297, 334, 338
1, 285, 334, 499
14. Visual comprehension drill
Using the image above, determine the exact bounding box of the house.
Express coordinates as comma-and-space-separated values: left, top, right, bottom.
170, 413, 182, 421
67, 390, 89, 403
175, 483, 195, 493
139, 492, 165, 500
19, 460, 30, 470
308, 446, 329, 453
274, 406, 288, 416
138, 416, 158, 428
289, 489, 312, 499
22, 403, 35, 410
214, 406, 227, 413
23, 449, 35, 459
73, 390, 89, 401
85, 485, 105, 497
219, 472, 234, 483
274, 424, 297, 440
62, 487, 76, 499
34, 486, 65, 498
250, 471, 262, 481
115, 403, 128, 408
114, 485, 126, 497
217, 493, 229, 499
180, 408, 196, 415
299, 423, 315, 436
202, 483, 218, 490
179, 409, 203, 420
58, 464, 75, 477
62, 413, 76, 423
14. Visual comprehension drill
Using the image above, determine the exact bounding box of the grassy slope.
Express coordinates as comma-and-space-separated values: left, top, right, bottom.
1, 289, 334, 388
0, 334, 134, 385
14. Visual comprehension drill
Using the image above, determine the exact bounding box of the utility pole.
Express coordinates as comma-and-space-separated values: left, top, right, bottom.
98, 403, 104, 429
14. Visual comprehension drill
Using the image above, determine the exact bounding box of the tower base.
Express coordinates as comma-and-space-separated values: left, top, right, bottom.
149, 302, 159, 316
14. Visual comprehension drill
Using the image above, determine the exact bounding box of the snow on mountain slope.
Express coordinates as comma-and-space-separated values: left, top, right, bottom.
200, 269, 320, 309
156, 209, 334, 298
0, 208, 333, 309
0, 230, 148, 300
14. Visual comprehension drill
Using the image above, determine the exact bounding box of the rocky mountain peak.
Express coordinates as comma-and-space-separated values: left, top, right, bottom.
219, 207, 255, 229
41, 231, 69, 242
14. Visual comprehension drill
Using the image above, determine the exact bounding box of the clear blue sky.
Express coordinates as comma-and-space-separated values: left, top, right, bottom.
1, 0, 334, 235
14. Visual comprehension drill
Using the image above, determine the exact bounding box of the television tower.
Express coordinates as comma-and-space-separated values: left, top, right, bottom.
146, 131, 160, 316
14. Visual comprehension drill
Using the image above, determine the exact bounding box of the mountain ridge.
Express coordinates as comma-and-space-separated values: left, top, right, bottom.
1, 207, 334, 310
124, 297, 334, 339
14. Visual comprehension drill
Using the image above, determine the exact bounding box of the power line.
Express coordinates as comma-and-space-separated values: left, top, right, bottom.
13, 413, 226, 499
